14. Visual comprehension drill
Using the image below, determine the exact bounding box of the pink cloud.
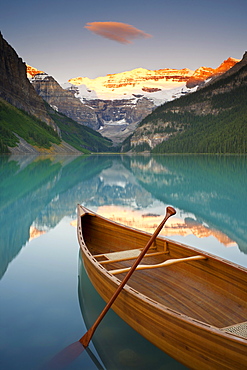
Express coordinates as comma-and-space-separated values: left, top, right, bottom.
84, 21, 152, 44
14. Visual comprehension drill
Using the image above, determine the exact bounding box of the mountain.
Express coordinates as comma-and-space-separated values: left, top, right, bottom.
66, 67, 195, 104
30, 72, 155, 145
65, 59, 239, 103
125, 52, 247, 154
0, 33, 114, 154
29, 58, 238, 144
1, 31, 242, 153
30, 70, 156, 144
186, 57, 239, 88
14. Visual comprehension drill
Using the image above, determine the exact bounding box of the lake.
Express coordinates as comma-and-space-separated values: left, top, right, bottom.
0, 154, 246, 370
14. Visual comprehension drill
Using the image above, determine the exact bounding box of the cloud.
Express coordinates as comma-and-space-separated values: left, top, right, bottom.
84, 21, 152, 44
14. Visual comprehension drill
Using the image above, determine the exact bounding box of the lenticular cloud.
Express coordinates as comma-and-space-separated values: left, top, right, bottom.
84, 21, 152, 44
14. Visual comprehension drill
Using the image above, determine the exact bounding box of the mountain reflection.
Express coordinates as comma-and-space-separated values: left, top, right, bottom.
123, 155, 247, 253
0, 154, 111, 278
0, 154, 246, 279
94, 205, 237, 247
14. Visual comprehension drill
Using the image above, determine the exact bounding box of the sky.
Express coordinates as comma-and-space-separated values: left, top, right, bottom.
1, 0, 246, 84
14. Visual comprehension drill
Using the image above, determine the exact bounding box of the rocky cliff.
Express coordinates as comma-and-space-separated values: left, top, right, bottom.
83, 97, 154, 125
0, 32, 57, 131
31, 74, 99, 130
83, 97, 155, 143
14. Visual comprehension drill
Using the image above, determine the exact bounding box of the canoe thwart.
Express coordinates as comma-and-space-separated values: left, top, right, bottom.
222, 321, 247, 339
94, 248, 142, 261
110, 255, 207, 275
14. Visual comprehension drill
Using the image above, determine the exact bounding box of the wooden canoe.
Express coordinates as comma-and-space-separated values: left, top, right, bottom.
77, 205, 247, 369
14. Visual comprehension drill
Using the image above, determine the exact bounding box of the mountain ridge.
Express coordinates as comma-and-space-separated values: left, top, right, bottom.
65, 58, 239, 102
186, 57, 239, 88
28, 57, 239, 144
29, 57, 239, 104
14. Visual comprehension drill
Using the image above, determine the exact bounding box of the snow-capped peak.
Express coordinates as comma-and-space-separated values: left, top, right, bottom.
65, 67, 196, 104
26, 64, 45, 79
26, 57, 240, 106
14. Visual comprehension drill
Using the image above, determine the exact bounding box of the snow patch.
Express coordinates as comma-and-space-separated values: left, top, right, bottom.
30, 73, 49, 81
50, 105, 58, 111
103, 119, 128, 126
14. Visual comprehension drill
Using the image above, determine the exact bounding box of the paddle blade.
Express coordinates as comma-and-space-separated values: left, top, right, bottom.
42, 341, 85, 370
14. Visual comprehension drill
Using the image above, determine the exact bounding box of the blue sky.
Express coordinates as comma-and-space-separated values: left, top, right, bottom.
1, 0, 246, 84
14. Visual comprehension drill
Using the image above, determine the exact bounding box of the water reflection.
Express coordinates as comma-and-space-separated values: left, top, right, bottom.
0, 153, 246, 369
0, 155, 111, 278
124, 155, 247, 253
0, 154, 246, 279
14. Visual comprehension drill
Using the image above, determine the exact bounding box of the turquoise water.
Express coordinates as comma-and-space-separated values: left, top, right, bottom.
0, 154, 246, 369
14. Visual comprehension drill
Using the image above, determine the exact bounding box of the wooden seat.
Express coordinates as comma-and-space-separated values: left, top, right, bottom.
93, 248, 167, 264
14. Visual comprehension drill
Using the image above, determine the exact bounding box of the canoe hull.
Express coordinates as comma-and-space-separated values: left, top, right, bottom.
77, 206, 247, 369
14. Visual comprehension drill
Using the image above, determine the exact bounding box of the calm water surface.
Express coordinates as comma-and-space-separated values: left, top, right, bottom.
0, 154, 246, 370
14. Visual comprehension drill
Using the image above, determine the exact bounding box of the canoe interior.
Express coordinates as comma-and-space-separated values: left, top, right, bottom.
81, 213, 247, 329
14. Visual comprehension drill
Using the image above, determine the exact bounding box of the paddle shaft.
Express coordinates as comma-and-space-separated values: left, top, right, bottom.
80, 206, 176, 348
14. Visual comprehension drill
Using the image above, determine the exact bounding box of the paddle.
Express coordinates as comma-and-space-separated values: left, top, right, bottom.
45, 206, 176, 369
80, 205, 176, 348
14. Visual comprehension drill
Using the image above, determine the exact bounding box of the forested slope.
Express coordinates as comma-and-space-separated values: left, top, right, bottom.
126, 53, 247, 154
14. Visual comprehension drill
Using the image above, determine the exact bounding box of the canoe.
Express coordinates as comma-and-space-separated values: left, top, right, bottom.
77, 205, 247, 369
